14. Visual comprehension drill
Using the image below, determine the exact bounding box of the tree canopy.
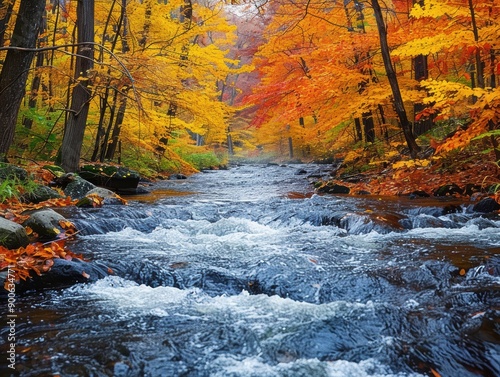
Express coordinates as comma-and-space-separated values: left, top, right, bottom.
0, 0, 498, 179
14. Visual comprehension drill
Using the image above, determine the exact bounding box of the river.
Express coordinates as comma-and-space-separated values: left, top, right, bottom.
1, 164, 499, 377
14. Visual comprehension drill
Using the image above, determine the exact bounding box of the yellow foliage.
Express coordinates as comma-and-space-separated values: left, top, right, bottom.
410, 0, 470, 19
392, 159, 430, 169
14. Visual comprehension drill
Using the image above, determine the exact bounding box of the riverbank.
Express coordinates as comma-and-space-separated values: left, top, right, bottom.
314, 148, 500, 202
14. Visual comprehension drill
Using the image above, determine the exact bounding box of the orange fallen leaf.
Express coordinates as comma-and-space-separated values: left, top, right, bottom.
430, 368, 441, 377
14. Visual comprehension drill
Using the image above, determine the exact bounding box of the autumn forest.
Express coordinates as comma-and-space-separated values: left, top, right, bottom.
2, 2, 500, 374
0, 0, 499, 191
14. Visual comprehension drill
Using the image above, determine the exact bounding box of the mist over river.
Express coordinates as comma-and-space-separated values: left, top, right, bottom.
1, 164, 499, 377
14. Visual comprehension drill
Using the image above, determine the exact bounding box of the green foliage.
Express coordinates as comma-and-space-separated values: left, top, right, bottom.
174, 147, 223, 170
472, 130, 500, 141
14, 108, 63, 160
120, 146, 196, 178
0, 176, 38, 203
120, 149, 171, 178
487, 183, 500, 194
0, 179, 19, 203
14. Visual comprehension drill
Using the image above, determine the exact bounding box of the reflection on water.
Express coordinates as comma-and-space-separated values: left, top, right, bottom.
130, 188, 197, 203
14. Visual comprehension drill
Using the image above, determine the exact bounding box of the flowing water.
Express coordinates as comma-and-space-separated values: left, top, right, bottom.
1, 164, 500, 377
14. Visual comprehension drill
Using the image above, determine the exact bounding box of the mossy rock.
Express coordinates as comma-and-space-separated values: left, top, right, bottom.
63, 176, 97, 200
20, 185, 63, 204
317, 182, 350, 195
42, 165, 66, 178
79, 164, 141, 192
0, 163, 28, 181
80, 164, 140, 179
433, 183, 463, 197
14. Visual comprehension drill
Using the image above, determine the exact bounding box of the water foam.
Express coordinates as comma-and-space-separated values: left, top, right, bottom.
66, 276, 198, 317
209, 355, 425, 377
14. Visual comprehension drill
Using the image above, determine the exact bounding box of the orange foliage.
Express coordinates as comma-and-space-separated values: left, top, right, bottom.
0, 196, 78, 225
1, 240, 84, 290
0, 164, 82, 289
242, 0, 500, 162
343, 154, 500, 197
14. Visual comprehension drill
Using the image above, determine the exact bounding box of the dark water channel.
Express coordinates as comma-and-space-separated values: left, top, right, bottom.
2, 164, 500, 377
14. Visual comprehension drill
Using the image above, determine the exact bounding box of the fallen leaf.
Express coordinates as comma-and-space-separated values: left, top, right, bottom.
430, 368, 441, 377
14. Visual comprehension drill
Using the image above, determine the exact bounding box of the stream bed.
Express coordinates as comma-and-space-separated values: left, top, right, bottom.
1, 164, 500, 377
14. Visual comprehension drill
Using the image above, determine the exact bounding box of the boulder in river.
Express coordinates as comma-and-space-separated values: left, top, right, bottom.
14, 258, 111, 293
472, 197, 500, 213
78, 164, 141, 194
22, 208, 69, 240
76, 187, 127, 207
63, 174, 97, 200
433, 183, 463, 197
316, 182, 350, 195
169, 173, 187, 180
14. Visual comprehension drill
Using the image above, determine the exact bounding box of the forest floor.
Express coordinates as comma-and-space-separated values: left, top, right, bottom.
328, 147, 500, 200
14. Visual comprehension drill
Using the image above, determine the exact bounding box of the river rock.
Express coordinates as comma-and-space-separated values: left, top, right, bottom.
0, 162, 28, 181
76, 187, 126, 207
79, 164, 141, 193
23, 209, 69, 240
0, 217, 30, 249
295, 168, 307, 175
169, 173, 187, 180
316, 182, 350, 194
409, 190, 430, 198
15, 258, 111, 293
433, 183, 463, 197
20, 184, 63, 204
472, 197, 500, 213
63, 175, 97, 200
463, 184, 482, 196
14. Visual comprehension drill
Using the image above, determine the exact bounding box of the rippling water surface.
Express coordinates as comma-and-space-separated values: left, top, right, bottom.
1, 164, 499, 377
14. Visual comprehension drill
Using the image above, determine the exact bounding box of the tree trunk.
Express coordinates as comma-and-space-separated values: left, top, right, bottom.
47, 2, 63, 111
22, 50, 44, 130
489, 49, 496, 88
23, 10, 47, 130
363, 112, 375, 143
371, 0, 420, 157
413, 50, 433, 136
0, 0, 15, 47
288, 137, 294, 159
105, 89, 128, 160
227, 127, 234, 155
92, 0, 126, 161
413, 54, 428, 81
0, 0, 45, 160
60, 0, 94, 172
469, 0, 485, 89
354, 118, 362, 141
